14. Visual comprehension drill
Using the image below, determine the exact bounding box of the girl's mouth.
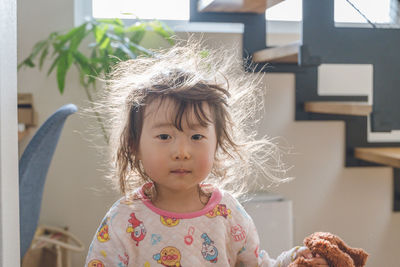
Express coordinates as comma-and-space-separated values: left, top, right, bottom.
171, 169, 191, 174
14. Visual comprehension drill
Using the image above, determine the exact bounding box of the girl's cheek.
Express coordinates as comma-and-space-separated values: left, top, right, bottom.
198, 153, 214, 172
143, 158, 165, 178
149, 154, 165, 165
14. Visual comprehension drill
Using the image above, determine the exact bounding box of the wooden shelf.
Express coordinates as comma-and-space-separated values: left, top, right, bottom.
355, 147, 400, 168
198, 0, 285, 14
304, 101, 372, 116
252, 42, 300, 63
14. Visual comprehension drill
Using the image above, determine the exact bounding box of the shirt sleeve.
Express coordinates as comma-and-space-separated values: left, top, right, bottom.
85, 207, 130, 267
236, 214, 303, 267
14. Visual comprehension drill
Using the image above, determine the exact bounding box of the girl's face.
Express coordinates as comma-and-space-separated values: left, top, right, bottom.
137, 97, 217, 195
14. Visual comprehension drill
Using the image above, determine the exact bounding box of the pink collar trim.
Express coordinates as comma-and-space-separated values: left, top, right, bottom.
138, 183, 222, 219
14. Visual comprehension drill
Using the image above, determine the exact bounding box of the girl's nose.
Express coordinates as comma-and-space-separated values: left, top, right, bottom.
172, 138, 191, 160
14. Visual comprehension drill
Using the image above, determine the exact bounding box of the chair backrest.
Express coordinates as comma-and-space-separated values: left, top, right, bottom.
19, 104, 78, 259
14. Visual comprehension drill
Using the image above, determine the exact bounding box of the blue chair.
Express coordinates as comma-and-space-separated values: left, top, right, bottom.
19, 104, 78, 260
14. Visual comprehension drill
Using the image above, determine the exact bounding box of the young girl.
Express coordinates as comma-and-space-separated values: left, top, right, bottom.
85, 41, 329, 267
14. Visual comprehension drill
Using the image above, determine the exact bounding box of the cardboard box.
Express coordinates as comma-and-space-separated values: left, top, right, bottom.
18, 108, 34, 125
17, 93, 36, 127
18, 93, 33, 106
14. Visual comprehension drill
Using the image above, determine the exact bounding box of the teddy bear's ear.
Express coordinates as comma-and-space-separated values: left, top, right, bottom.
350, 249, 368, 267
303, 232, 368, 267
314, 232, 368, 267
309, 238, 355, 267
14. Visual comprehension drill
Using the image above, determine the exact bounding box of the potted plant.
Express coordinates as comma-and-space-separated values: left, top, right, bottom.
18, 18, 175, 142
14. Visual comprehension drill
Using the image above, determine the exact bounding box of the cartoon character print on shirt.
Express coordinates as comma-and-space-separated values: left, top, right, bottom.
200, 233, 218, 263
184, 226, 195, 245
259, 250, 266, 260
160, 215, 180, 227
151, 234, 162, 245
88, 259, 105, 267
231, 224, 246, 242
205, 204, 231, 219
153, 246, 182, 267
97, 217, 110, 243
126, 212, 146, 246
121, 189, 145, 205
254, 245, 259, 258
117, 252, 129, 267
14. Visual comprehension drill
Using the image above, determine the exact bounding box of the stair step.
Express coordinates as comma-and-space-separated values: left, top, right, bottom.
252, 42, 300, 63
355, 147, 400, 168
304, 101, 372, 116
198, 0, 285, 14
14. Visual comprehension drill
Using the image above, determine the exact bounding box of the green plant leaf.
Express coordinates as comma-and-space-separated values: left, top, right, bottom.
17, 17, 174, 97
73, 51, 92, 73
92, 23, 107, 50
113, 42, 136, 59
31, 40, 48, 59
90, 49, 104, 68
99, 36, 111, 51
18, 39, 48, 69
113, 48, 129, 62
97, 18, 124, 27
94, 24, 108, 43
53, 23, 87, 53
56, 55, 67, 94
113, 25, 125, 38
17, 57, 35, 70
149, 20, 174, 45
75, 51, 98, 83
57, 23, 87, 44
38, 45, 50, 70
128, 41, 154, 56
127, 23, 147, 44
47, 54, 61, 76
69, 24, 89, 52
56, 52, 73, 94
73, 51, 94, 88
105, 32, 124, 42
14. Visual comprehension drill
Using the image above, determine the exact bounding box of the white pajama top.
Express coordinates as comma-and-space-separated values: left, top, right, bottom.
85, 183, 301, 267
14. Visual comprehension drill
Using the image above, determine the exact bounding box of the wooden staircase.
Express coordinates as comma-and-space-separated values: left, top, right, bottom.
304, 102, 372, 117
198, 0, 285, 14
355, 148, 400, 169
253, 42, 300, 63
191, 0, 400, 211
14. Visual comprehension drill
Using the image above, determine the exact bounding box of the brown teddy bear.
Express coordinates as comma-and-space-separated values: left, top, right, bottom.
288, 232, 368, 267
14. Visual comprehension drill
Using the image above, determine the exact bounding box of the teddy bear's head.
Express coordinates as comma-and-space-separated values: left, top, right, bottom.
289, 232, 368, 267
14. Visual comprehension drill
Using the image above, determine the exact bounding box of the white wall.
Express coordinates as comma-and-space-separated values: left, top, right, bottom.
17, 1, 400, 266
1, 0, 20, 265
262, 72, 400, 267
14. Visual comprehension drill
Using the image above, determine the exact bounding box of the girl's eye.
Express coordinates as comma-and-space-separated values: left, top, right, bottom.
192, 134, 204, 140
157, 134, 170, 140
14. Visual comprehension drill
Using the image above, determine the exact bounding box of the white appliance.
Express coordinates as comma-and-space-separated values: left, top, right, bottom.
242, 193, 293, 258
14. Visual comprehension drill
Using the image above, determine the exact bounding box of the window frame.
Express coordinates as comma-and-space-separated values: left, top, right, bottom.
74, 0, 396, 35
74, 0, 300, 34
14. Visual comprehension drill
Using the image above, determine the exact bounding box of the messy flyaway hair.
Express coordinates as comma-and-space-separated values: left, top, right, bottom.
97, 39, 292, 199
